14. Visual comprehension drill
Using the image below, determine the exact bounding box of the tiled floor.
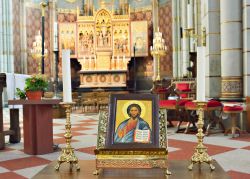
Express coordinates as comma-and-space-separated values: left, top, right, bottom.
0, 108, 250, 179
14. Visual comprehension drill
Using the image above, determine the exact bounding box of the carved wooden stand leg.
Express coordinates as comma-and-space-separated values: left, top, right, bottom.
55, 102, 80, 171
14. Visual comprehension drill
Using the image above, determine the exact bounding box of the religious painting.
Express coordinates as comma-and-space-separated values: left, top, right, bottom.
59, 23, 76, 57
77, 23, 95, 57
113, 22, 130, 56
95, 9, 112, 50
106, 94, 159, 149
131, 21, 148, 57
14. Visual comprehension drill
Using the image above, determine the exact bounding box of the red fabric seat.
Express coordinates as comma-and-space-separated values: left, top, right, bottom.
185, 100, 222, 109
223, 106, 243, 112
185, 101, 196, 109
159, 99, 190, 108
176, 83, 190, 98
207, 100, 222, 107
159, 100, 176, 108
177, 99, 190, 106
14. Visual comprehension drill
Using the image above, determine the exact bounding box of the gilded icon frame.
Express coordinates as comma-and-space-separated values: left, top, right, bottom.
106, 94, 159, 149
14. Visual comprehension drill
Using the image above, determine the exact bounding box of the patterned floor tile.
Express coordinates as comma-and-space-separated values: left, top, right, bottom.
227, 170, 250, 179
1, 108, 250, 178
77, 146, 96, 155
0, 166, 10, 174
14, 165, 47, 179
0, 150, 29, 162
0, 157, 50, 171
0, 172, 27, 179
213, 149, 250, 174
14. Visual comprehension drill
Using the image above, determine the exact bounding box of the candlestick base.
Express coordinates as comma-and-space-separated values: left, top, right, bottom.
55, 102, 80, 171
188, 101, 215, 171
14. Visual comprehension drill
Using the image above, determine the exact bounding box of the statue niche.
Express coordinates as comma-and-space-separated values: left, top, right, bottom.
95, 10, 112, 49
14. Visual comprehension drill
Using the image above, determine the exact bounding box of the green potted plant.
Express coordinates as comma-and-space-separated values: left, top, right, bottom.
24, 75, 48, 100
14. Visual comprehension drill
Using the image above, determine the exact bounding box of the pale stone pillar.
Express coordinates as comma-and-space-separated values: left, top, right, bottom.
181, 0, 189, 77
152, 0, 159, 80
203, 0, 221, 98
194, 0, 201, 48
172, 0, 178, 77
177, 0, 182, 77
20, 0, 27, 74
243, 0, 250, 97
49, 1, 56, 78
220, 0, 243, 99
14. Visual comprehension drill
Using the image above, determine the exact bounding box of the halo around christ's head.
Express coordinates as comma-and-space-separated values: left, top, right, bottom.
122, 100, 146, 119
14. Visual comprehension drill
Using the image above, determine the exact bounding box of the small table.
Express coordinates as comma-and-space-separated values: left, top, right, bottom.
33, 160, 230, 179
8, 99, 61, 155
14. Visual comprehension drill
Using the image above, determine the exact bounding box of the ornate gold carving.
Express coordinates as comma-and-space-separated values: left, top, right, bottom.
94, 110, 171, 176
188, 101, 215, 171
55, 102, 80, 171
221, 77, 243, 98
96, 158, 167, 169
96, 110, 108, 149
159, 111, 167, 148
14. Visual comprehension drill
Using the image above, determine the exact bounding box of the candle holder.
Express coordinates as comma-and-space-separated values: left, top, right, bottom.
151, 50, 167, 81
150, 28, 167, 82
188, 101, 215, 171
55, 102, 80, 171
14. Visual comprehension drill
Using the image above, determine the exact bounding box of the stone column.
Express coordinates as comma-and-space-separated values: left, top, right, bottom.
220, 0, 243, 99
152, 0, 159, 80
49, 1, 56, 79
172, 0, 178, 77
194, 0, 201, 48
177, 0, 182, 77
203, 0, 221, 98
20, 0, 27, 74
181, 0, 189, 77
243, 0, 250, 97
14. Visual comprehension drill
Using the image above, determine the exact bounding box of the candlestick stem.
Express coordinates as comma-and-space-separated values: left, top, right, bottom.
188, 101, 215, 171
55, 102, 80, 171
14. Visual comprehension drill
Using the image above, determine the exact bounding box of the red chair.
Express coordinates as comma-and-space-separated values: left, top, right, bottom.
159, 99, 190, 131
223, 105, 243, 138
185, 100, 224, 135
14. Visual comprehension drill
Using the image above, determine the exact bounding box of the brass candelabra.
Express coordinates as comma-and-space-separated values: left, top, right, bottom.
188, 101, 215, 171
151, 50, 167, 81
55, 102, 80, 171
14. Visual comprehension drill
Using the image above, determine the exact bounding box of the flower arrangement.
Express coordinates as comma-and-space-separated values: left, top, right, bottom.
16, 75, 48, 100
25, 75, 48, 92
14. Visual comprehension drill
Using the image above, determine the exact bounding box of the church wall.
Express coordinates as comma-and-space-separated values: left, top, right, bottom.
25, 7, 51, 75
130, 10, 154, 89
12, 0, 21, 73
159, 1, 173, 77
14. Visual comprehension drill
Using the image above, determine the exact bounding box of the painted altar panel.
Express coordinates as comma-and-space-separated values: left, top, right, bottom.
77, 23, 95, 57
58, 23, 77, 57
131, 21, 148, 57
95, 9, 112, 51
113, 22, 130, 57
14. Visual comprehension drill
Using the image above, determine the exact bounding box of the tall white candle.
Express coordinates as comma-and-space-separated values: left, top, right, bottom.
54, 22, 58, 50
62, 50, 72, 102
187, 4, 193, 29
196, 47, 206, 101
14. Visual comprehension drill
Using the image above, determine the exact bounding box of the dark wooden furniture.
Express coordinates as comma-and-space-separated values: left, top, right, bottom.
33, 160, 230, 179
0, 73, 21, 150
8, 99, 61, 155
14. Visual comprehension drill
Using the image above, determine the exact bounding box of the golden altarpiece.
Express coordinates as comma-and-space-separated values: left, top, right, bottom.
59, 6, 131, 89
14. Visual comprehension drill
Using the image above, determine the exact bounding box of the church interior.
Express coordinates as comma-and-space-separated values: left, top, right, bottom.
0, 0, 250, 178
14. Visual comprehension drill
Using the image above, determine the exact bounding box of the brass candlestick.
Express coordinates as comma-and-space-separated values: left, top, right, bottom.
188, 101, 215, 171
55, 102, 80, 171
